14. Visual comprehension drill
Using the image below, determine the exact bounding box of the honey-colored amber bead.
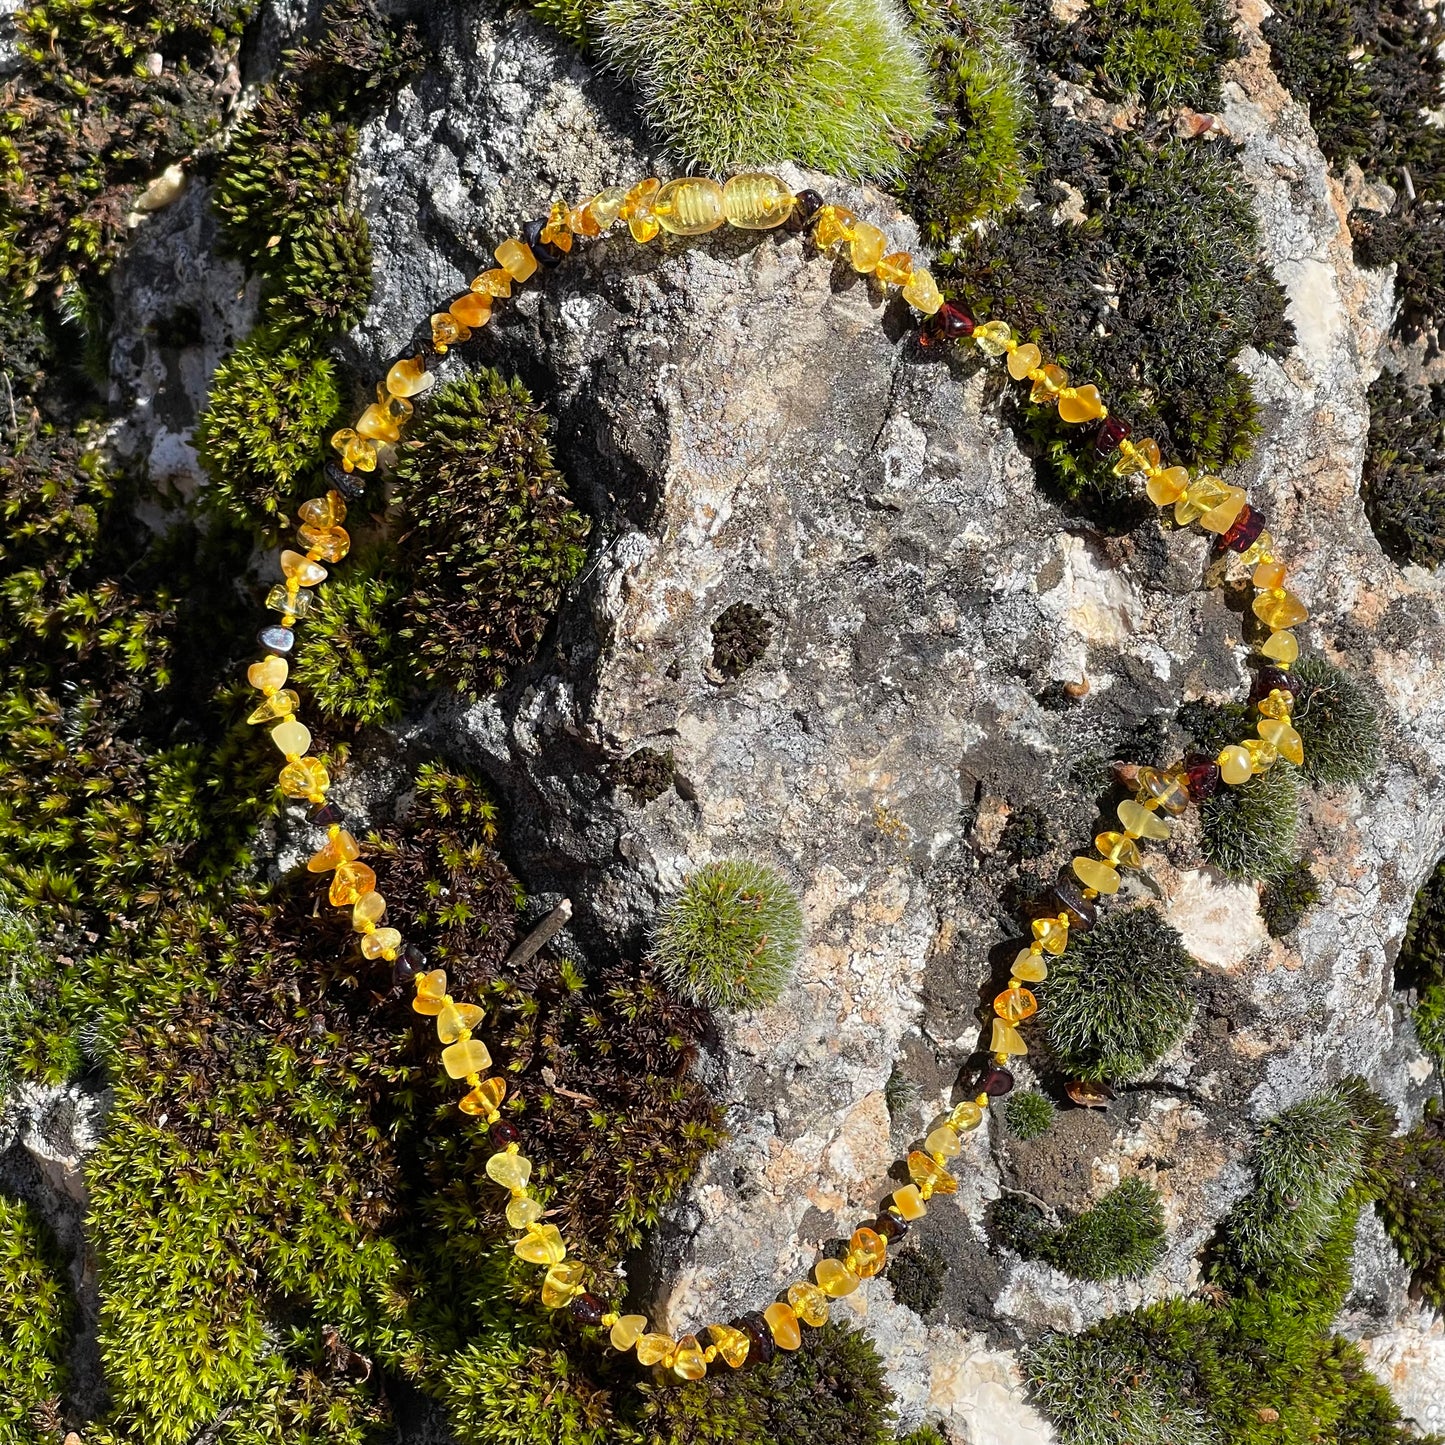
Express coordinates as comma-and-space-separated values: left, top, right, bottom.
307, 828, 359, 872
1199, 485, 1248, 534
578, 184, 629, 234
994, 985, 1038, 1023
1172, 476, 1228, 526
950, 1099, 984, 1131
248, 655, 288, 692
1095, 831, 1143, 868
925, 1124, 961, 1159
540, 200, 574, 252
708, 1321, 752, 1367
362, 923, 402, 960
412, 969, 448, 1015
270, 717, 311, 757
788, 1281, 830, 1326
471, 267, 513, 297
430, 312, 469, 351
514, 1222, 567, 1265
991, 1018, 1028, 1056
1146, 466, 1190, 506
610, 1314, 648, 1352
1012, 947, 1048, 982
620, 179, 662, 242
1137, 766, 1191, 816
437, 999, 485, 1043
450, 292, 493, 330
356, 401, 403, 443
892, 1183, 928, 1220
485, 1149, 532, 1191
386, 355, 434, 399
1258, 688, 1293, 719
635, 1332, 675, 1366
1118, 799, 1172, 840
763, 1301, 802, 1349
814, 1258, 861, 1298
875, 251, 913, 285
672, 1334, 708, 1380
849, 1226, 887, 1278
298, 523, 350, 562
496, 237, 538, 281
848, 220, 888, 272
1240, 530, 1276, 567
1072, 856, 1120, 894
329, 860, 377, 907
442, 1037, 492, 1078
247, 688, 300, 725
973, 319, 1013, 356
299, 491, 347, 529
1243, 737, 1278, 773
1217, 744, 1253, 785
907, 1150, 958, 1195
506, 1193, 543, 1229
813, 204, 856, 250
1029, 362, 1068, 400
1115, 438, 1161, 477
280, 549, 327, 587
263, 584, 311, 624
655, 177, 726, 235
461, 1076, 507, 1118
1031, 914, 1069, 954
1253, 558, 1287, 590
352, 891, 386, 930
1254, 590, 1309, 630
542, 1260, 587, 1309
329, 428, 377, 474
1261, 629, 1299, 665
722, 172, 795, 229
1258, 717, 1304, 765
1058, 385, 1105, 423
1008, 342, 1042, 380
901, 267, 943, 314
279, 756, 329, 800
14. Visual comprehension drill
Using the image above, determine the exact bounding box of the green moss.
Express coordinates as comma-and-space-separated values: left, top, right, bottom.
897, 1429, 949, 1445
1363, 367, 1445, 572
1003, 1087, 1054, 1139
995, 1178, 1168, 1281
1087, 0, 1236, 109
1176, 698, 1250, 759
1415, 981, 1445, 1064
1044, 905, 1197, 1083
1288, 654, 1381, 787
393, 368, 590, 699
885, 1241, 949, 1314
265, 206, 374, 334
441, 1340, 620, 1445
531, 0, 602, 46
193, 329, 341, 525
1377, 1100, 1445, 1311
999, 803, 1052, 861
1199, 762, 1299, 881
0, 1194, 73, 1438
596, 0, 937, 180
710, 601, 773, 679
611, 746, 676, 805
1259, 859, 1322, 937
652, 858, 804, 1009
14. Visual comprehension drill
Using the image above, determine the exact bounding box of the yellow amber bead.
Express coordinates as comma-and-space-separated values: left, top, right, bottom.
1253, 558, 1287, 590
299, 491, 347, 528
925, 1124, 961, 1158
247, 689, 300, 725
1095, 831, 1143, 868
442, 1037, 492, 1078
1254, 590, 1309, 630
764, 1301, 802, 1349
950, 1099, 984, 1131
973, 319, 1013, 356
307, 829, 360, 872
1058, 385, 1105, 423
280, 549, 327, 587
462, 1076, 507, 1118
849, 1226, 887, 1278
814, 1258, 861, 1298
514, 1222, 567, 1265
813, 204, 856, 250
1114, 438, 1162, 477
1240, 530, 1275, 567
450, 292, 493, 330
907, 1150, 958, 1194
1029, 362, 1068, 400
471, 267, 513, 297
1146, 466, 1190, 506
901, 267, 943, 314
506, 1193, 543, 1228
279, 756, 329, 800
1199, 486, 1248, 534
1031, 914, 1070, 954
412, 969, 448, 1015
635, 1332, 675, 1366
1261, 629, 1299, 665
1243, 737, 1278, 773
358, 924, 396, 961
1012, 947, 1048, 982
1174, 476, 1229, 526
1118, 799, 1171, 840
1073, 856, 1120, 894
356, 401, 402, 443
1258, 717, 1304, 765
875, 251, 913, 285
1137, 766, 1191, 816
892, 1184, 928, 1220
990, 1018, 1028, 1056
620, 178, 661, 242
386, 355, 434, 399
848, 219, 887, 273
708, 1321, 752, 1367
329, 860, 377, 907
580, 184, 629, 233
788, 1281, 830, 1326
248, 655, 288, 692
1258, 688, 1293, 720
672, 1334, 708, 1380
654, 177, 725, 235
430, 312, 468, 352
722, 172, 795, 229
540, 200, 574, 252
541, 1260, 586, 1309
1008, 342, 1042, 380
298, 523, 350, 562
437, 999, 484, 1042
496, 237, 538, 281
328, 427, 378, 473
352, 891, 386, 929
485, 1148, 532, 1191
610, 1314, 648, 1352
1217, 744, 1253, 785
994, 985, 1038, 1023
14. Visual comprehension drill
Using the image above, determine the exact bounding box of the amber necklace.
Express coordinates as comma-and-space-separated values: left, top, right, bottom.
241, 171, 1313, 1379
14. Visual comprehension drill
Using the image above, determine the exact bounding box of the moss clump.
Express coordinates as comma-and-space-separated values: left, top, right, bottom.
1199, 762, 1299, 881
1363, 370, 1445, 569
265, 206, 374, 333
999, 803, 1051, 861
1377, 1100, 1445, 1310
596, 0, 936, 180
1287, 654, 1381, 787
886, 1241, 949, 1314
1044, 905, 1197, 1083
1259, 859, 1322, 937
612, 746, 675, 805
394, 369, 590, 698
1400, 852, 1445, 1066
1004, 1087, 1055, 1139
994, 1178, 1167, 1281
1089, 0, 1236, 109
1415, 982, 1445, 1064
710, 601, 773, 679
652, 858, 804, 1010
1176, 698, 1250, 758
0, 1194, 73, 1436
193, 328, 340, 525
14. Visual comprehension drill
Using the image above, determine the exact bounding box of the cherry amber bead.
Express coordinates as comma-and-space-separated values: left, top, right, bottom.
1184, 755, 1222, 800
1250, 667, 1294, 704
1094, 415, 1132, 455
570, 1292, 606, 1326
875, 1213, 908, 1241
927, 300, 975, 344
309, 801, 344, 827
981, 1066, 1014, 1096
491, 1120, 520, 1146
786, 189, 826, 232
1221, 504, 1266, 552
736, 1314, 774, 1365
1046, 878, 1096, 932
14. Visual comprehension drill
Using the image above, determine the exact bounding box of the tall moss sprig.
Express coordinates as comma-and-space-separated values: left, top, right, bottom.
0, 1194, 73, 1437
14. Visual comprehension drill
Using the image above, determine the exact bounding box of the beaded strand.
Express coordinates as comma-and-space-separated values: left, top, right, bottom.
240, 169, 1314, 1378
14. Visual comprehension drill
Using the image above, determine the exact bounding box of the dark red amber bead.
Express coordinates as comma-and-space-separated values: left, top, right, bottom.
875, 1213, 908, 1241
938, 301, 975, 338
308, 801, 344, 827
736, 1313, 773, 1365
1184, 754, 1222, 800
786, 189, 826, 233
981, 1066, 1014, 1097
490, 1120, 520, 1147
1047, 877, 1097, 933
1221, 504, 1267, 553
1250, 667, 1294, 704
1094, 415, 1132, 455
570, 1292, 606, 1326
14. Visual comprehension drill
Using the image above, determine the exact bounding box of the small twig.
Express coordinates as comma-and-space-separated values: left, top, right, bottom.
2, 371, 15, 441
1402, 165, 1418, 204
505, 898, 573, 968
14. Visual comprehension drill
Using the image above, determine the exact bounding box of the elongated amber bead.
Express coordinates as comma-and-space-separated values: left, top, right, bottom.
654, 177, 725, 235
907, 1150, 957, 1194
875, 251, 913, 285
902, 268, 943, 314
471, 267, 513, 297
892, 1184, 927, 1219
994, 985, 1038, 1023
1058, 385, 1105, 423
280, 550, 327, 587
1012, 947, 1048, 982
1073, 856, 1119, 894
449, 292, 493, 329
1174, 476, 1230, 526
577, 184, 628, 234
849, 220, 887, 273
787, 1281, 830, 1326
764, 1301, 802, 1348
247, 688, 300, 724
386, 355, 434, 398
991, 1018, 1028, 1055
1258, 717, 1304, 765
1118, 799, 1171, 840
298, 524, 349, 562
1199, 486, 1248, 534
356, 402, 403, 443
722, 172, 795, 229
672, 1334, 708, 1379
